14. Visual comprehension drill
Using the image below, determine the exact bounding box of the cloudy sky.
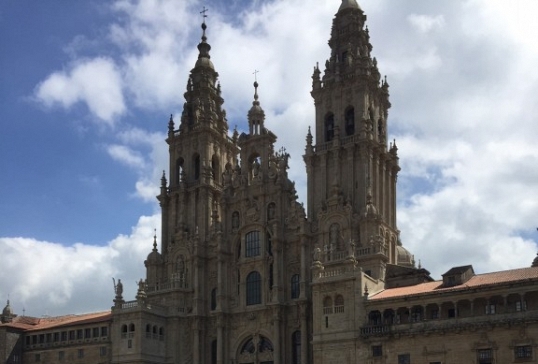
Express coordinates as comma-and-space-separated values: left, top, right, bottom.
1, 0, 537, 317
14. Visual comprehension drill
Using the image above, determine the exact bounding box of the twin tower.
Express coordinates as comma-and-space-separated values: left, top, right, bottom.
112, 1, 414, 363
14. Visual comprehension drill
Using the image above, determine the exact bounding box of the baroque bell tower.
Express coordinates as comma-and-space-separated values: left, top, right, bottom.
304, 0, 401, 280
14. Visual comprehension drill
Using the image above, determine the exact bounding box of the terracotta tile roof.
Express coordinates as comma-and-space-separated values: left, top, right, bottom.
1, 311, 111, 332
369, 266, 538, 301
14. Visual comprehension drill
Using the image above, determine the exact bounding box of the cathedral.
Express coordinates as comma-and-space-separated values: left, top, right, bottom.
2, 1, 538, 363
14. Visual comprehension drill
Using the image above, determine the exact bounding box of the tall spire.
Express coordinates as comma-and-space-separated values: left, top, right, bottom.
248, 72, 265, 135
339, 0, 361, 12
196, 7, 212, 67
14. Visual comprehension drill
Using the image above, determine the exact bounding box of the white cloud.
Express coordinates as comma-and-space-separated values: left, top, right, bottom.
408, 14, 445, 34
35, 57, 125, 125
0, 214, 158, 316
107, 144, 146, 169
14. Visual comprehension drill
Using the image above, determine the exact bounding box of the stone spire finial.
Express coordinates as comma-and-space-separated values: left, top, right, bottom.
339, 0, 361, 12
153, 229, 158, 252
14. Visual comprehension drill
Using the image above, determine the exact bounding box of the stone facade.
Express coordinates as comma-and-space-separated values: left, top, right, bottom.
2, 1, 538, 364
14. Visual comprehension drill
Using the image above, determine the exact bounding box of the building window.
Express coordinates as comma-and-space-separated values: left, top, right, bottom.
323, 296, 333, 315
211, 288, 217, 311
478, 349, 493, 364
515, 345, 532, 359
246, 271, 262, 305
398, 353, 411, 364
35, 354, 40, 362
485, 304, 496, 315
93, 327, 99, 338
448, 308, 456, 318
53, 332, 60, 342
211, 339, 217, 364
430, 309, 439, 319
78, 349, 84, 358
101, 326, 108, 337
325, 113, 335, 142
345, 107, 355, 136
245, 231, 260, 257
100, 346, 107, 357
76, 329, 83, 340
291, 274, 300, 299
85, 328, 91, 338
58, 351, 64, 360
128, 339, 133, 348
372, 345, 383, 357
334, 294, 344, 313
292, 331, 301, 364
193, 154, 200, 180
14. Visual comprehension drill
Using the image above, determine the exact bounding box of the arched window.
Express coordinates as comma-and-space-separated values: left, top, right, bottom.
292, 331, 301, 364
323, 296, 333, 315
129, 324, 135, 332
258, 336, 273, 352
159, 327, 164, 341
121, 325, 127, 333
245, 231, 260, 257
325, 113, 335, 142
145, 324, 151, 338
345, 107, 355, 136
211, 339, 217, 364
369, 310, 382, 325
335, 295, 345, 313
211, 155, 219, 182
152, 326, 157, 334
193, 154, 200, 180
241, 338, 255, 354
267, 202, 276, 220
246, 271, 262, 305
176, 157, 184, 184
291, 274, 300, 299
210, 288, 217, 311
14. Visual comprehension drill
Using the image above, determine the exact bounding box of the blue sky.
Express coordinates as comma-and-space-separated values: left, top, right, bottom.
1, 0, 538, 316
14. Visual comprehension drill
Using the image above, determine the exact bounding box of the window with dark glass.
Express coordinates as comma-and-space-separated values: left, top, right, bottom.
478, 348, 493, 364
85, 328, 91, 338
77, 329, 83, 340
398, 353, 411, 364
245, 231, 260, 257
210, 288, 217, 311
100, 347, 107, 357
325, 113, 335, 142
292, 331, 301, 364
246, 271, 262, 305
78, 349, 84, 358
291, 274, 300, 299
345, 107, 355, 136
93, 327, 99, 338
515, 345, 532, 359
53, 332, 59, 342
211, 340, 217, 364
58, 351, 64, 360
194, 154, 200, 180
372, 345, 382, 357
101, 326, 108, 337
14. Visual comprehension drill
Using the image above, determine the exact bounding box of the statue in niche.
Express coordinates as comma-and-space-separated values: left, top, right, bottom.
252, 159, 261, 178
232, 211, 240, 229
267, 203, 276, 220
329, 223, 344, 251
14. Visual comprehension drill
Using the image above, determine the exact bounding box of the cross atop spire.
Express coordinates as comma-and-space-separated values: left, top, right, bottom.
200, 6, 208, 24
